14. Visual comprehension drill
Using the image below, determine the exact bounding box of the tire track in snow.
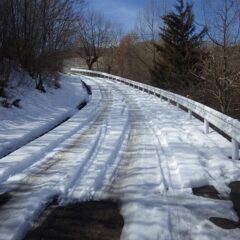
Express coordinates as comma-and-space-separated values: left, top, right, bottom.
75, 79, 239, 240
139, 91, 235, 195
0, 81, 120, 240
23, 84, 111, 189
110, 85, 239, 240
137, 93, 195, 191
66, 78, 130, 202
0, 82, 102, 186
108, 97, 168, 195
103, 82, 175, 239
135, 90, 208, 192
0, 83, 105, 192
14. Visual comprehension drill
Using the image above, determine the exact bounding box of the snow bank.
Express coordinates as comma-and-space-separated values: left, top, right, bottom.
0, 73, 88, 158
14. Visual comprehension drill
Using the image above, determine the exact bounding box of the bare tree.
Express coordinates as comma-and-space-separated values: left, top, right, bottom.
0, 0, 85, 93
133, 1, 169, 69
114, 33, 137, 77
101, 24, 122, 73
202, 0, 240, 115
35, 0, 82, 90
76, 9, 114, 70
111, 33, 152, 82
0, 0, 11, 97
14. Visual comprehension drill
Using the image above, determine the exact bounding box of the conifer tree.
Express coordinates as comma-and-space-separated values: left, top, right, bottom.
151, 0, 206, 91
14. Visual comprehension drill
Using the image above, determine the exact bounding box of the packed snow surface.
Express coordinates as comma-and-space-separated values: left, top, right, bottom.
0, 74, 240, 240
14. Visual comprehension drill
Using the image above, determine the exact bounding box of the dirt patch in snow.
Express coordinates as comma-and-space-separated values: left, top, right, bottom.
229, 181, 240, 219
0, 192, 11, 206
209, 217, 239, 229
192, 185, 221, 199
25, 200, 123, 240
192, 183, 240, 229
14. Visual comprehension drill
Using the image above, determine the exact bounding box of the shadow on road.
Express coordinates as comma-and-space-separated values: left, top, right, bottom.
25, 200, 123, 240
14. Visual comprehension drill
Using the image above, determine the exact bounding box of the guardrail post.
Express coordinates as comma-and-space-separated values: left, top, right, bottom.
176, 103, 180, 110
188, 109, 192, 120
204, 119, 209, 134
167, 99, 170, 104
232, 139, 239, 160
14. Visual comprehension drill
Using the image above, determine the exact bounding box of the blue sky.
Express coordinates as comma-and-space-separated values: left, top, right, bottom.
89, 0, 205, 33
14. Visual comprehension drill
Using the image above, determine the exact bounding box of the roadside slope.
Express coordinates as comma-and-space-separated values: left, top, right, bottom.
0, 74, 88, 158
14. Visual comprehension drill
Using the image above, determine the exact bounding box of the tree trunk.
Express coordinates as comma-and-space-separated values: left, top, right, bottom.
87, 62, 92, 70
86, 56, 99, 70
36, 73, 46, 92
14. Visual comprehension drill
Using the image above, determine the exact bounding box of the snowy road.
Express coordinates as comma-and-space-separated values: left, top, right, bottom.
0, 76, 240, 240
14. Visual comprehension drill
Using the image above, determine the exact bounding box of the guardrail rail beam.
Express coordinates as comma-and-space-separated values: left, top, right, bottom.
71, 68, 240, 161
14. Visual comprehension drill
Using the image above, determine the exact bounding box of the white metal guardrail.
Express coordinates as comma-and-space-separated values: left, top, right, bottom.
71, 68, 240, 160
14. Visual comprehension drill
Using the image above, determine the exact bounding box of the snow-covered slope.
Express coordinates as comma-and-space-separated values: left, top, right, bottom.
0, 74, 88, 158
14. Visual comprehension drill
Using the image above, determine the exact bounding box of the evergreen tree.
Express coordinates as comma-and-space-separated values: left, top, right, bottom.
151, 0, 206, 91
